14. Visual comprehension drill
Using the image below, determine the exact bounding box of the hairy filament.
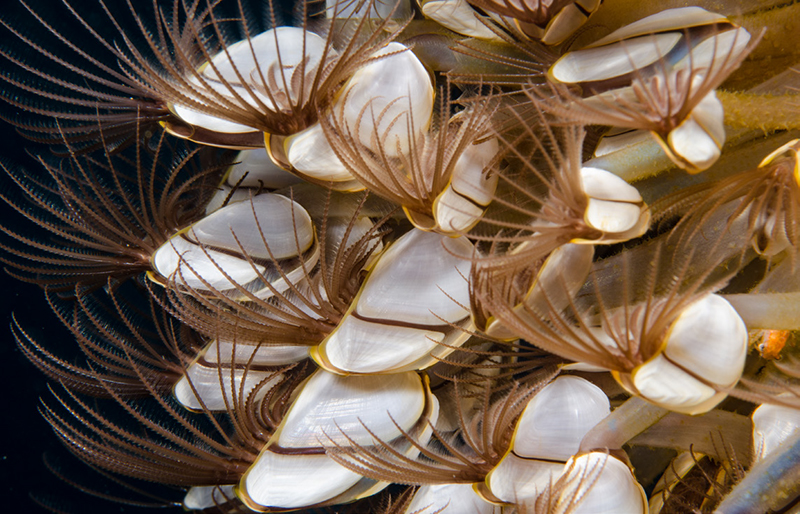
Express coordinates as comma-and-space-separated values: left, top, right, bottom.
719, 90, 800, 132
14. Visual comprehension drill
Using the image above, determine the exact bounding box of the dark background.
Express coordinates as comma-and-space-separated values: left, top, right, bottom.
0, 1, 104, 512
1, 1, 176, 512
0, 1, 65, 511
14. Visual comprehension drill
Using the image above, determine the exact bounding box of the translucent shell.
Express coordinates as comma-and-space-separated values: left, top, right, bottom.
620, 294, 748, 415
183, 485, 237, 511
432, 137, 500, 234
205, 148, 304, 214
151, 194, 316, 297
548, 7, 751, 173
418, 0, 504, 41
647, 452, 698, 513
487, 454, 566, 504
313, 229, 474, 374
281, 123, 362, 187
577, 167, 650, 242
512, 376, 610, 460
405, 483, 499, 513
752, 402, 800, 462
750, 138, 800, 256
336, 42, 434, 158
484, 243, 594, 340
275, 370, 427, 448
204, 186, 253, 215
327, 0, 412, 19
226, 148, 302, 189
172, 27, 330, 134
173, 341, 286, 412
240, 370, 434, 510
556, 453, 648, 514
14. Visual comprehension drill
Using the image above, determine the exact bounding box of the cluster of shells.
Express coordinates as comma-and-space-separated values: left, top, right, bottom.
3, 0, 800, 512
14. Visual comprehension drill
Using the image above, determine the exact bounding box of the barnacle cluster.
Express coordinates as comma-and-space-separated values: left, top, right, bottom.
3, 0, 800, 512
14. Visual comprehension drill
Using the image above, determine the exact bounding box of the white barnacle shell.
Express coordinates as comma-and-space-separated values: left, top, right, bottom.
555, 452, 648, 514
752, 401, 800, 462
183, 485, 237, 510
418, 0, 503, 41
577, 166, 650, 242
283, 122, 361, 185
663, 87, 725, 173
484, 376, 610, 504
335, 42, 434, 158
582, 7, 731, 50
151, 194, 316, 297
241, 451, 367, 509
487, 454, 566, 504
152, 235, 267, 292
276, 370, 427, 448
172, 27, 330, 134
484, 243, 595, 341
513, 376, 610, 461
433, 137, 500, 234
548, 7, 750, 173
550, 32, 682, 84
240, 370, 431, 510
170, 105, 258, 136
173, 341, 286, 412
327, 0, 412, 19
621, 294, 748, 415
226, 148, 302, 189
204, 338, 309, 366
547, 7, 725, 86
537, 0, 603, 46
313, 229, 474, 374
405, 483, 499, 513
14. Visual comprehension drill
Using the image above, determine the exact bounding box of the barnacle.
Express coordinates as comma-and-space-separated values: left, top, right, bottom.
3, 1, 800, 513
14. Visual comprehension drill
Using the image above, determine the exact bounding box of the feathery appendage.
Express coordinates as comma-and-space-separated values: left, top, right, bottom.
156, 189, 393, 348
475, 222, 755, 414
467, 110, 649, 336
327, 367, 559, 487
652, 138, 800, 262
38, 340, 313, 493
527, 10, 761, 171
0, 125, 226, 292
323, 78, 502, 233
0, 0, 408, 152
13, 282, 199, 398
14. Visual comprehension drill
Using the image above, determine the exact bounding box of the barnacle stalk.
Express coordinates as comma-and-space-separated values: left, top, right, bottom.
715, 430, 800, 514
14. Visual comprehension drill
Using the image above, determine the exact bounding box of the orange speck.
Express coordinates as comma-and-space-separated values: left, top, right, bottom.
758, 330, 790, 360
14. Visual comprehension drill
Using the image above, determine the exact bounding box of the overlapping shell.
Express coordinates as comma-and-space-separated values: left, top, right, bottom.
4, 1, 800, 514
542, 7, 756, 172
313, 229, 474, 373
